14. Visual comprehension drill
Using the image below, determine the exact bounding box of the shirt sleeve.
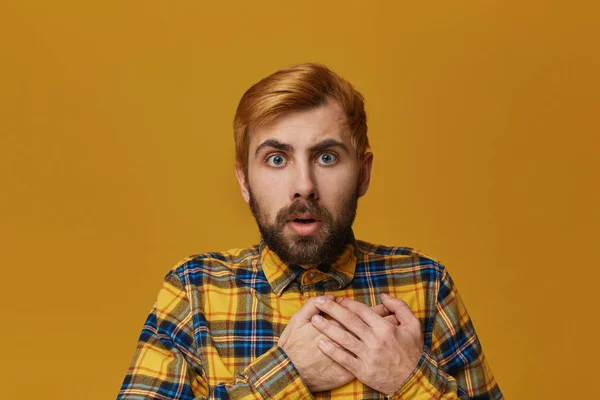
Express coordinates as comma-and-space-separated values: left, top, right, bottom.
117, 271, 314, 400
388, 269, 503, 400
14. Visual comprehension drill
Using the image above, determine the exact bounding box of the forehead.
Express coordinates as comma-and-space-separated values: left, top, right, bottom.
249, 101, 352, 150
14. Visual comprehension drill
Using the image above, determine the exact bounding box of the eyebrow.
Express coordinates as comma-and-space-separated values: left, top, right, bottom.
254, 139, 293, 157
254, 138, 349, 158
308, 139, 349, 154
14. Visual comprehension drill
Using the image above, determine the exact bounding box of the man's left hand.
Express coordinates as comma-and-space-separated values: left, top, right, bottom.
311, 294, 424, 395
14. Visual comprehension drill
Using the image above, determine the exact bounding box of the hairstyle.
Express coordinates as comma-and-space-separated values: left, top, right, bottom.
233, 63, 369, 173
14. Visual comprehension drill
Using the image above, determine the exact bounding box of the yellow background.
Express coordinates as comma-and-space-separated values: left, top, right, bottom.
1, 1, 598, 399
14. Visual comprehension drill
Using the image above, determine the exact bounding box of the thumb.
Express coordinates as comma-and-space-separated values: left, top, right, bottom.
295, 294, 334, 322
380, 293, 416, 324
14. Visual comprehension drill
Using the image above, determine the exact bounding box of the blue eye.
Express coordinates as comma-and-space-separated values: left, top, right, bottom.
266, 154, 286, 167
318, 152, 337, 165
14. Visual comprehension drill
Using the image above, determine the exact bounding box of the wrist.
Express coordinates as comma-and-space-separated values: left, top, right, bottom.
374, 351, 423, 396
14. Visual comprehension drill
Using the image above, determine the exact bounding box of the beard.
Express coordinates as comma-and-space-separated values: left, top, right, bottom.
248, 188, 358, 266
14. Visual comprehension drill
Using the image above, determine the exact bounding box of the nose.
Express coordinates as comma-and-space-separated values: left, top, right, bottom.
291, 161, 319, 201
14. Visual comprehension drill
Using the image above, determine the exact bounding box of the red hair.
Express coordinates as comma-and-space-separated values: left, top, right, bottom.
233, 63, 369, 172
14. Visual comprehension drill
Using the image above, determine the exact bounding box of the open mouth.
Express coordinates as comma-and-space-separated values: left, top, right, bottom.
293, 218, 317, 224
288, 214, 322, 236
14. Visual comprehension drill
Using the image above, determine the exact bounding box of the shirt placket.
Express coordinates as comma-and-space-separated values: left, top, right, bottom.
299, 270, 328, 298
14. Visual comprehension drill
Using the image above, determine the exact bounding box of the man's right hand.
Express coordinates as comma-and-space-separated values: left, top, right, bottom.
277, 295, 397, 393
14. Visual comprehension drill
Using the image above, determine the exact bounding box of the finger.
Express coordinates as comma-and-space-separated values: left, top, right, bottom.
380, 294, 418, 325
294, 295, 334, 322
311, 314, 367, 356
328, 320, 372, 339
317, 338, 362, 376
370, 304, 391, 318
335, 297, 390, 328
314, 298, 373, 341
325, 297, 386, 329
321, 299, 396, 329
329, 319, 343, 329
371, 304, 399, 325
318, 333, 344, 349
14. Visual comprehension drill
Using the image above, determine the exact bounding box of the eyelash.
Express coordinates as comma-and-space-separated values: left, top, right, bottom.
264, 152, 338, 167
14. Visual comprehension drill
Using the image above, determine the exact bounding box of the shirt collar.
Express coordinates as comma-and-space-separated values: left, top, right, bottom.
259, 233, 357, 297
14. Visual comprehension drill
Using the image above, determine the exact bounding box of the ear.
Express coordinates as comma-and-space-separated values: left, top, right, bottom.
358, 152, 373, 198
235, 162, 250, 204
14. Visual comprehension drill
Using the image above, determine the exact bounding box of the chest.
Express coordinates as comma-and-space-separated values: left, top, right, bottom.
195, 279, 431, 395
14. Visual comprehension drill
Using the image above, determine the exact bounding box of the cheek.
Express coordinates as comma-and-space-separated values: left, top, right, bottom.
319, 172, 358, 209
251, 174, 290, 217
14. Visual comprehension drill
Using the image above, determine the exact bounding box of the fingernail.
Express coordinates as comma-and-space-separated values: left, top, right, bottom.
335, 296, 344, 303
312, 315, 324, 323
382, 293, 391, 299
319, 339, 329, 349
316, 297, 325, 304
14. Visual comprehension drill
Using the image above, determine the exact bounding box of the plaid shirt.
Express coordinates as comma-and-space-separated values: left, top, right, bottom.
118, 236, 502, 399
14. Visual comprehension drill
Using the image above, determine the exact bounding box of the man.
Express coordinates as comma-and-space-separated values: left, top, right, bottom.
118, 63, 502, 399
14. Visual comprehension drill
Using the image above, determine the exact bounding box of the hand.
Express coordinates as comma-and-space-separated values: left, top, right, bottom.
278, 295, 398, 393
311, 294, 424, 395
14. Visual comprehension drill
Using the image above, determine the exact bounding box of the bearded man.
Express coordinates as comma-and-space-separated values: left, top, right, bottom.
118, 63, 503, 399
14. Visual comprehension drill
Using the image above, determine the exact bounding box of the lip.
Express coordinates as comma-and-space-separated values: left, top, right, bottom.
288, 213, 320, 222
287, 220, 322, 236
